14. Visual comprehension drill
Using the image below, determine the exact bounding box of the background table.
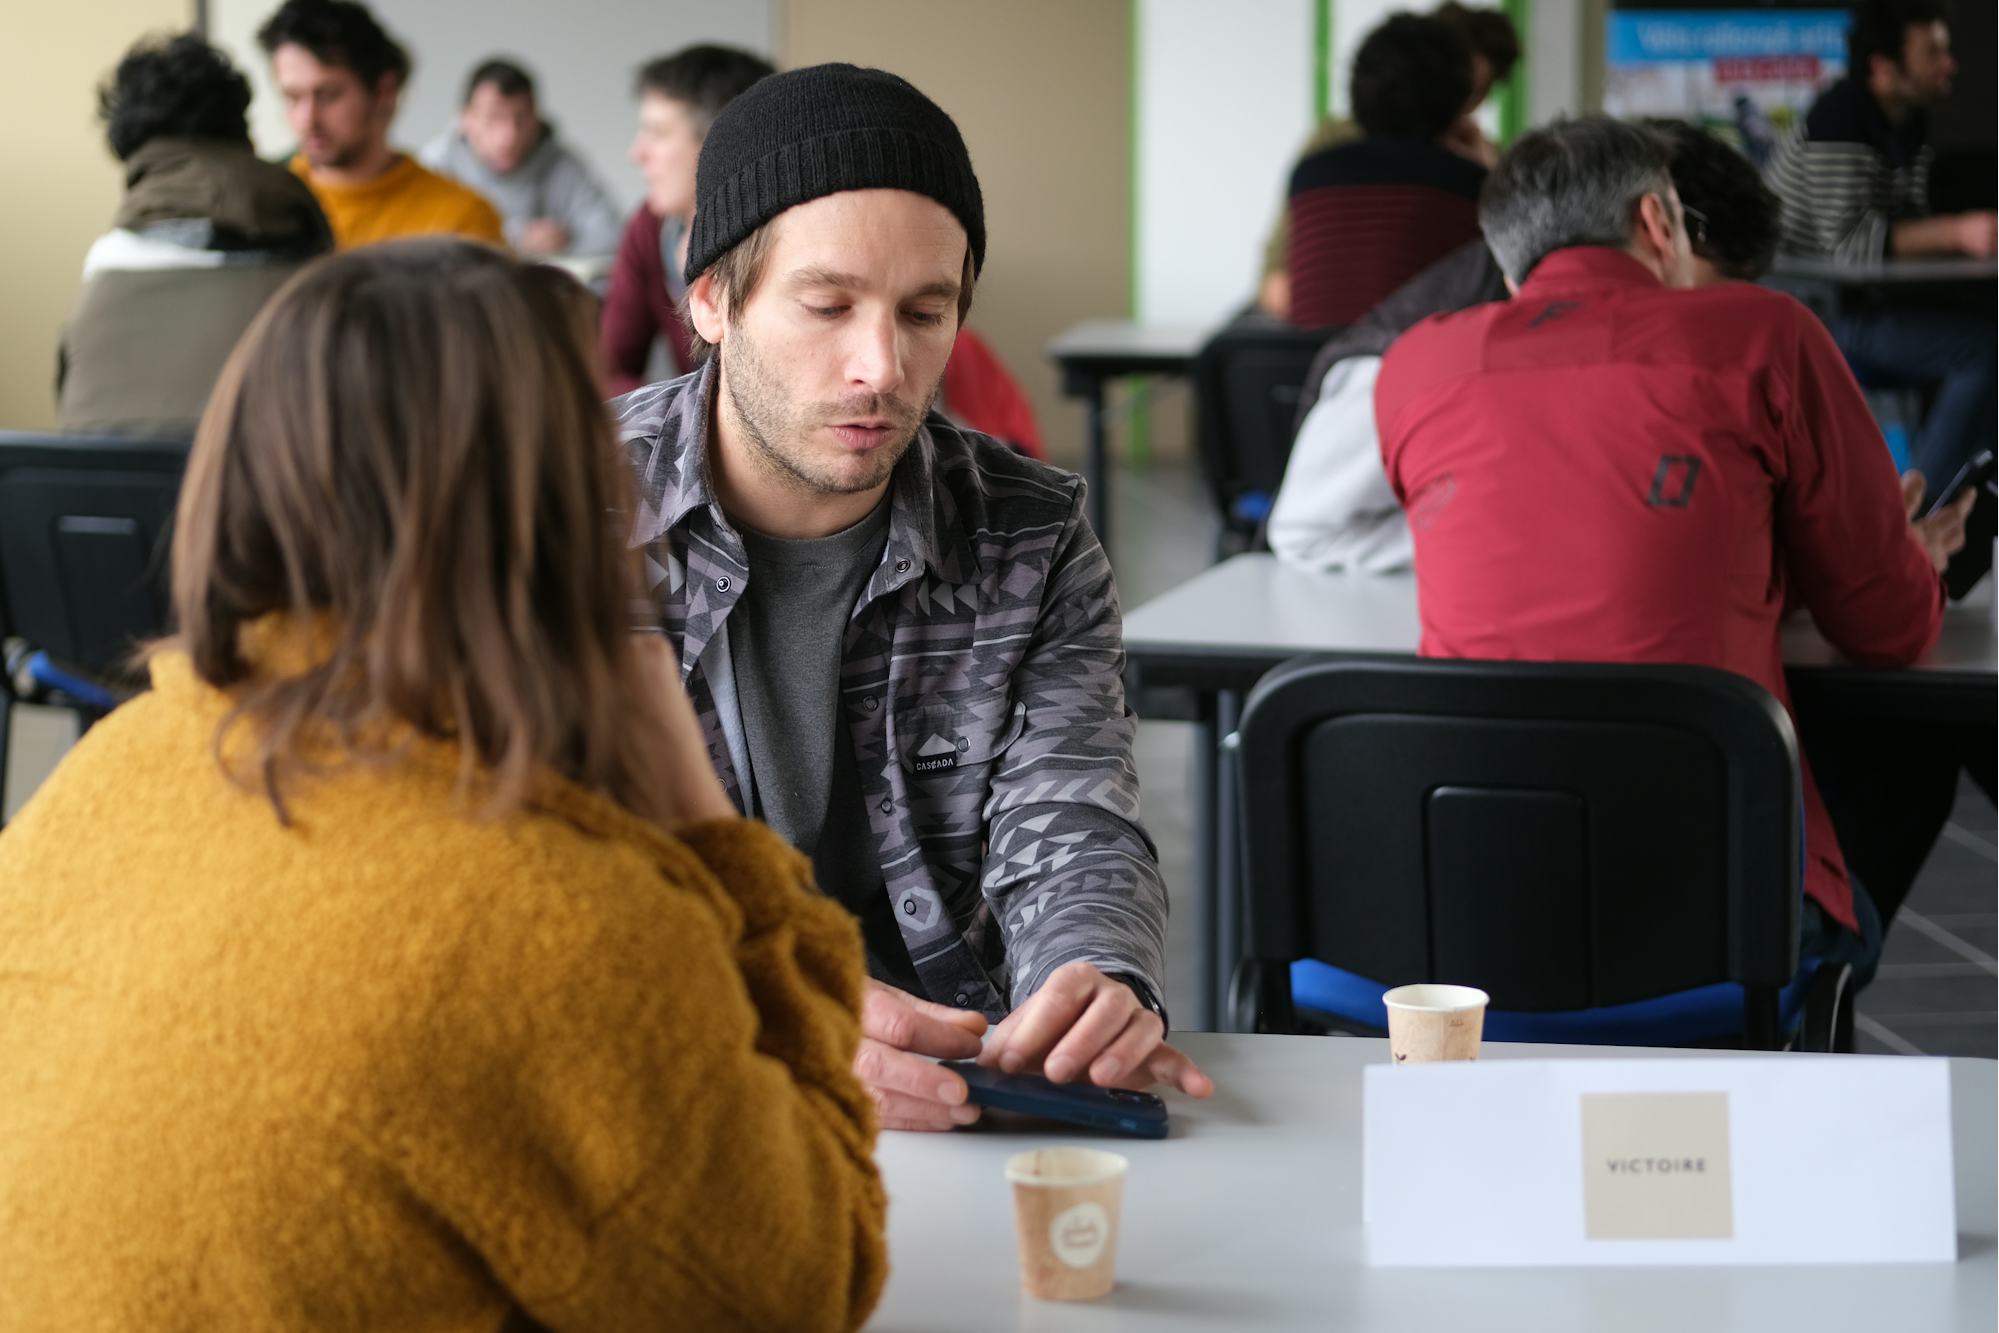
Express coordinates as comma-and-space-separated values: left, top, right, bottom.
1770, 257, 1999, 287
1125, 555, 1996, 710
1766, 256, 1998, 321
1123, 555, 1998, 1028
1045, 319, 1213, 554
869, 1031, 1998, 1332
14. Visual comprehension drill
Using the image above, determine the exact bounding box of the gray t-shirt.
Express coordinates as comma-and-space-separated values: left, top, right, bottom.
728, 499, 918, 989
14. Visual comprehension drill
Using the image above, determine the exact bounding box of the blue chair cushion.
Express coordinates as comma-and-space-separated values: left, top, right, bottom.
1230, 490, 1274, 526
1291, 955, 1821, 1047
23, 651, 121, 712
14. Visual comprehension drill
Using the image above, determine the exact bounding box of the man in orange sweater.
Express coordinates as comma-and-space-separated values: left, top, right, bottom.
259, 0, 503, 249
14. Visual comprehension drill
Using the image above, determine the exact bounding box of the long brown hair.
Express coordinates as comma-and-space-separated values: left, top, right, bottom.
170, 238, 677, 827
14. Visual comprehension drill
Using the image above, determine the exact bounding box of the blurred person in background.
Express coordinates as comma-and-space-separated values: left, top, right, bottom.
421, 56, 623, 257
1766, 0, 1995, 488
1, 239, 885, 1331
1645, 117, 1784, 285
602, 43, 773, 394
1258, 1, 1519, 320
1281, 11, 1495, 329
259, 0, 504, 248
58, 31, 331, 437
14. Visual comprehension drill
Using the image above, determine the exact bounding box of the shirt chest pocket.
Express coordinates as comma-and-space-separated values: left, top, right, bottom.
895, 697, 1027, 778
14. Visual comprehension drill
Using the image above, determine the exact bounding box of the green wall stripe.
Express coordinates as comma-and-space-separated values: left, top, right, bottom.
1498, 0, 1531, 144
1128, 0, 1142, 320
1314, 0, 1334, 121
1126, 0, 1149, 465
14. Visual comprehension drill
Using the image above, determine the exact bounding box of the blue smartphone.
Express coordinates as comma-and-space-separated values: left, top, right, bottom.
941, 1060, 1170, 1139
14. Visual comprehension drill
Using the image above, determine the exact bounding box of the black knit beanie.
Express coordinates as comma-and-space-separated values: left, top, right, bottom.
684, 63, 985, 284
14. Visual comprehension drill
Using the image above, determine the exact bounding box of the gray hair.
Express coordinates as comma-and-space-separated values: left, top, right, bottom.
1478, 115, 1675, 284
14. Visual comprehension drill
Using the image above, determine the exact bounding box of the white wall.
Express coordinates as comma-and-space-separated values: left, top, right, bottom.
1134, 0, 1314, 325
206, 0, 776, 216
1527, 0, 1586, 123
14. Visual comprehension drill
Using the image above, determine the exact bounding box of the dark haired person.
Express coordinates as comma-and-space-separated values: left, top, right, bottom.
1283, 12, 1492, 329
1269, 119, 1779, 574
1375, 116, 1974, 992
58, 32, 330, 436
421, 57, 622, 257
1645, 118, 1782, 283
1766, 0, 1994, 489
1259, 1, 1518, 320
1, 241, 886, 1329
259, 0, 502, 248
601, 43, 774, 394
616, 64, 1212, 1132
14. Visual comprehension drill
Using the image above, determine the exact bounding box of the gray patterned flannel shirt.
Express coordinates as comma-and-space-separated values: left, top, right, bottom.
615, 362, 1168, 1022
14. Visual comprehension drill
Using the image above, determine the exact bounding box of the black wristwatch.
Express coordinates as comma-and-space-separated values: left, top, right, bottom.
1107, 972, 1170, 1037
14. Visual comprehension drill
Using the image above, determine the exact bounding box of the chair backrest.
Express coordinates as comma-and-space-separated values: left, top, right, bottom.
1236, 657, 1802, 1010
0, 432, 191, 684
1190, 315, 1329, 532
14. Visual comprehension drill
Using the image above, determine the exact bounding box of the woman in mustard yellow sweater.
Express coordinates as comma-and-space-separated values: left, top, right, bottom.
0, 239, 885, 1330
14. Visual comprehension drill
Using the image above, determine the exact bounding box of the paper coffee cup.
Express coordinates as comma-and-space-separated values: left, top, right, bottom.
1382, 983, 1489, 1064
1004, 1147, 1128, 1301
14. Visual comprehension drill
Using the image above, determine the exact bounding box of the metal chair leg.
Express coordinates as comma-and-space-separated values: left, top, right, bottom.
1800, 963, 1854, 1053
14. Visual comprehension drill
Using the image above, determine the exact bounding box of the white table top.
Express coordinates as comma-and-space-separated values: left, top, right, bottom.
538, 252, 614, 285
868, 1032, 1996, 1332
1046, 319, 1218, 366
1122, 555, 1998, 682
1770, 256, 1999, 286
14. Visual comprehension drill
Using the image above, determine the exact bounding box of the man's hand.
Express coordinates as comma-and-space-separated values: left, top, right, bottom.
1953, 211, 1998, 260
1904, 470, 1976, 572
979, 961, 1214, 1098
518, 218, 573, 257
1258, 269, 1292, 322
855, 979, 989, 1132
1894, 212, 1998, 259
1440, 115, 1500, 170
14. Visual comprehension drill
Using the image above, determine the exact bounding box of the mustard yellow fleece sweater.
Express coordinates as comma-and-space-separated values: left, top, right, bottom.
0, 651, 885, 1331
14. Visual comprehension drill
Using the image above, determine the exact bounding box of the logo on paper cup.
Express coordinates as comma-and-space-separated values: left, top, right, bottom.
1048, 1202, 1110, 1268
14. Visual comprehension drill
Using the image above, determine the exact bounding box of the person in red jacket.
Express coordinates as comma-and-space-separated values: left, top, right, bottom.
1376, 115, 1975, 986
601, 45, 773, 395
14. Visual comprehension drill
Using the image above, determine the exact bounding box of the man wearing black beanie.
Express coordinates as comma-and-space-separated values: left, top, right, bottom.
615, 64, 1211, 1132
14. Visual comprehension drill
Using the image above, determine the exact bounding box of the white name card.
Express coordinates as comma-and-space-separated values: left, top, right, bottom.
1363, 1057, 1957, 1267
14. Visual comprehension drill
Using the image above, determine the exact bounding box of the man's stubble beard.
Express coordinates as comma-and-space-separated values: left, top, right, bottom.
720, 320, 943, 499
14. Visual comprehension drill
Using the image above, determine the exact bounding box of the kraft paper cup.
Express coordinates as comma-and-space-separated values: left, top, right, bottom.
1382, 983, 1489, 1064
1004, 1147, 1128, 1301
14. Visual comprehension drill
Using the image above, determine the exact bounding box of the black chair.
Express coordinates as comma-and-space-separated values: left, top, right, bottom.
1229, 657, 1853, 1052
0, 432, 189, 822
1190, 315, 1331, 558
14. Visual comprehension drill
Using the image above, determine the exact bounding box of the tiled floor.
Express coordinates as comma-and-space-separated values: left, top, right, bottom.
4, 456, 1993, 1055
1855, 777, 1998, 1057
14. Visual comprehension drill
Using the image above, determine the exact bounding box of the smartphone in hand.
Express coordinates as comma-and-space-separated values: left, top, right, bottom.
941, 1060, 1171, 1139
1924, 451, 1996, 600
1922, 450, 1995, 519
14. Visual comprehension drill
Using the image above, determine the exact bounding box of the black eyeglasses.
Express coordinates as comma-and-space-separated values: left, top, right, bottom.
1680, 203, 1710, 248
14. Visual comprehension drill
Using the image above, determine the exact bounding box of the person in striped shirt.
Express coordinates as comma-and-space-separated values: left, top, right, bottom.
1765, 0, 1994, 488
